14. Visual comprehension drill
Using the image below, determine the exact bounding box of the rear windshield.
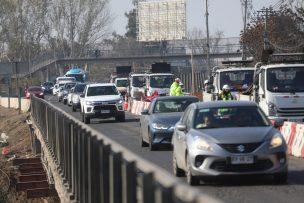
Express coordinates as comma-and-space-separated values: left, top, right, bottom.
28, 87, 42, 92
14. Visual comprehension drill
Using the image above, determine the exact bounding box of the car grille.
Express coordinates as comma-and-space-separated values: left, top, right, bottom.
219, 143, 261, 153
93, 105, 117, 111
210, 159, 273, 172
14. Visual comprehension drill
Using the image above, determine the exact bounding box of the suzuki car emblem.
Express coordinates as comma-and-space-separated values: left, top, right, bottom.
237, 145, 245, 152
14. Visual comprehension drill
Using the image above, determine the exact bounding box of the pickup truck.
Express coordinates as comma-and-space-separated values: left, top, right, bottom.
80, 83, 125, 124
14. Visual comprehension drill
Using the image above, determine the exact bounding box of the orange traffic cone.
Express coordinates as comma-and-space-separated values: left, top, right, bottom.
124, 95, 128, 111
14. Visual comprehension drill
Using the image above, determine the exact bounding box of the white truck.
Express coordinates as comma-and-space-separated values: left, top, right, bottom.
128, 73, 148, 99
145, 73, 174, 96
80, 83, 125, 124
203, 62, 255, 101
239, 57, 304, 122
52, 76, 76, 95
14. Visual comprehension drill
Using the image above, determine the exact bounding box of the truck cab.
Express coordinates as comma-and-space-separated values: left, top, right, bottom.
252, 63, 304, 122
146, 73, 174, 96
128, 73, 148, 99
204, 64, 255, 101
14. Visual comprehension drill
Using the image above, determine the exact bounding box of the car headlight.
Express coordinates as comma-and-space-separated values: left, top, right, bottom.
39, 92, 44, 95
196, 139, 213, 151
117, 99, 123, 104
86, 101, 94, 105
270, 133, 284, 148
152, 123, 170, 130
268, 102, 277, 116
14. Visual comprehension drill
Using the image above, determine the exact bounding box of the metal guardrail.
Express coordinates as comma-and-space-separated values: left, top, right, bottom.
30, 96, 222, 203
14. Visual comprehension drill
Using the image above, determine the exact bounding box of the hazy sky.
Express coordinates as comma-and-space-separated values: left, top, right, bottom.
109, 0, 281, 38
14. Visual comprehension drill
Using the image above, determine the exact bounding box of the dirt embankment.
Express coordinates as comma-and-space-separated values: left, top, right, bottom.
0, 107, 59, 203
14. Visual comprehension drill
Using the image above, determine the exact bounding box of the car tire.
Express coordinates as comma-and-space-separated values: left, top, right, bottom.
173, 151, 185, 177
148, 131, 156, 151
72, 105, 76, 112
115, 113, 125, 122
63, 99, 67, 105
84, 114, 90, 124
273, 172, 288, 184
186, 154, 200, 186
81, 111, 84, 122
140, 128, 149, 147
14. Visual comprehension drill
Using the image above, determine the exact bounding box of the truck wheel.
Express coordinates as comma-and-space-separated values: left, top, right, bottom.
72, 105, 76, 112
115, 113, 125, 122
63, 99, 67, 105
81, 111, 84, 122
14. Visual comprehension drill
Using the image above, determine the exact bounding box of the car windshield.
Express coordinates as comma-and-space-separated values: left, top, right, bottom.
64, 83, 76, 90
153, 98, 198, 113
28, 87, 42, 92
132, 76, 145, 87
74, 84, 86, 93
87, 86, 118, 96
116, 79, 128, 87
150, 75, 173, 88
220, 70, 254, 91
194, 106, 270, 129
267, 67, 304, 92
66, 74, 84, 82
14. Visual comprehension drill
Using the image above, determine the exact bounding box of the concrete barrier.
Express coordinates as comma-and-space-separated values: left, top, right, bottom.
280, 122, 304, 158
0, 97, 31, 112
131, 100, 151, 115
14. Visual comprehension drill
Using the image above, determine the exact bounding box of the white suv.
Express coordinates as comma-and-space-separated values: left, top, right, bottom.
80, 83, 125, 124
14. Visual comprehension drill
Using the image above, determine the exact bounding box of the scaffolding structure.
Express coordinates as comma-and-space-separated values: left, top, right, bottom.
137, 0, 186, 42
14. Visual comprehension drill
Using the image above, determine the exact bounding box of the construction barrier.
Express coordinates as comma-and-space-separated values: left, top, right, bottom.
280, 122, 304, 158
130, 100, 151, 115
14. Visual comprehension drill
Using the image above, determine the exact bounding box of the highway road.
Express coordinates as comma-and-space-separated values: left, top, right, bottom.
46, 95, 304, 203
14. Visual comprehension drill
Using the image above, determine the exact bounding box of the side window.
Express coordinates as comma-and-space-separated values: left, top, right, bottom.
186, 109, 194, 128
180, 107, 191, 124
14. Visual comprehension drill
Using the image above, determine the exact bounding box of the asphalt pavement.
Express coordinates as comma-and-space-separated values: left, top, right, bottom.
46, 95, 304, 203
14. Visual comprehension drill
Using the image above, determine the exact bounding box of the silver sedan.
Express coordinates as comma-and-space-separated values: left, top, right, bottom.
172, 101, 288, 185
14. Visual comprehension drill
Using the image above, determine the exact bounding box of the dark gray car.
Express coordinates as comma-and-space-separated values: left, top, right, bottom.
140, 96, 199, 150
172, 101, 288, 185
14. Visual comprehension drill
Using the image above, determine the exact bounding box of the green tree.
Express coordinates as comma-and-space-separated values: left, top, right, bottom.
124, 9, 137, 39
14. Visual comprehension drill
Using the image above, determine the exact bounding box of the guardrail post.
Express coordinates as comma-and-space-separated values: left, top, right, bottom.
80, 129, 88, 203
142, 173, 155, 203
122, 161, 136, 203
110, 152, 122, 203
18, 87, 21, 114
155, 187, 174, 203
90, 137, 102, 203
86, 131, 92, 203
99, 144, 110, 203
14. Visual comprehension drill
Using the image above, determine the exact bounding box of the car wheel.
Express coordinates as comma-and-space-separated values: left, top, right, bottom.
273, 172, 288, 184
173, 151, 185, 177
186, 154, 199, 186
84, 114, 90, 124
81, 110, 84, 122
148, 131, 156, 151
140, 127, 149, 147
72, 105, 76, 112
63, 99, 67, 105
115, 113, 125, 122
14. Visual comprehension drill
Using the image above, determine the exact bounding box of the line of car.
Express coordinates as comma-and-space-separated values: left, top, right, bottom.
139, 96, 288, 186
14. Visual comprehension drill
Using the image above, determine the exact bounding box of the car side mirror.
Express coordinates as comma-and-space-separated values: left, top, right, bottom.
79, 93, 85, 98
176, 124, 186, 131
141, 109, 149, 115
272, 118, 284, 128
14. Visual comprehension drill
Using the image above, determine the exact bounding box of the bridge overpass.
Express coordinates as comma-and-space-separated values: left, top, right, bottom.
24, 48, 242, 82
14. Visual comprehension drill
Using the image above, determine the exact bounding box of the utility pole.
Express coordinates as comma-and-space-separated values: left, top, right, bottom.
69, 0, 74, 58
205, 0, 211, 77
241, 0, 249, 60
257, 7, 278, 50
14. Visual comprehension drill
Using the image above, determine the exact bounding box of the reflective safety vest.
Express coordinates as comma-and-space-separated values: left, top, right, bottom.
219, 92, 233, 101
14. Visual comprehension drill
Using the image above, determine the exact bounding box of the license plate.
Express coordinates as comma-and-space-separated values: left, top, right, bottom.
101, 110, 110, 114
231, 156, 254, 164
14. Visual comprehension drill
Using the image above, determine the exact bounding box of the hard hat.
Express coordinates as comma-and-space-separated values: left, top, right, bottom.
204, 80, 209, 85
222, 84, 230, 90
175, 78, 180, 82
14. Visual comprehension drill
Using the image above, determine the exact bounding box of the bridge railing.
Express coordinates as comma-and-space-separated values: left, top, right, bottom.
30, 96, 221, 203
